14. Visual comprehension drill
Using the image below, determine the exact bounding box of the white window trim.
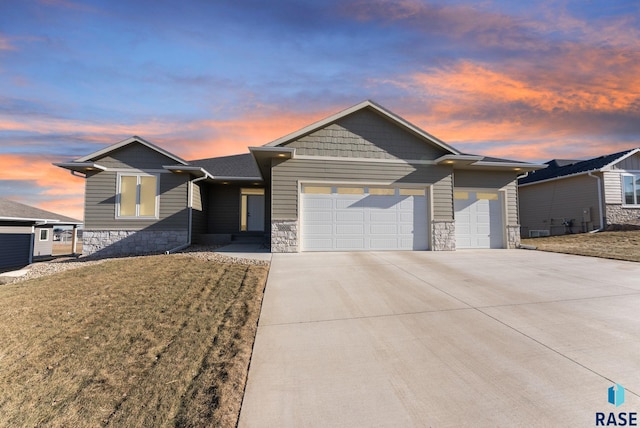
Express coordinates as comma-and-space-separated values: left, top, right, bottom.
116, 172, 160, 220
621, 172, 640, 207
39, 228, 49, 241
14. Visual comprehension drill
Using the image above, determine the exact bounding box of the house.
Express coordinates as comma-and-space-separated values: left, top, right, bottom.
55, 100, 544, 256
0, 198, 82, 271
518, 148, 640, 236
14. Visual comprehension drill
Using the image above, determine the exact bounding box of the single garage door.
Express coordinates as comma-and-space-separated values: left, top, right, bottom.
0, 233, 31, 270
454, 190, 504, 249
301, 185, 428, 251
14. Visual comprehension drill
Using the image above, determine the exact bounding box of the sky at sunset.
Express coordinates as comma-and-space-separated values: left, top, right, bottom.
1, 0, 639, 220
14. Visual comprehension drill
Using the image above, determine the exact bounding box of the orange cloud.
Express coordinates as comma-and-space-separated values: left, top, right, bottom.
0, 154, 85, 220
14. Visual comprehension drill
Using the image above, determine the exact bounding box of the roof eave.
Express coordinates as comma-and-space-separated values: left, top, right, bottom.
53, 162, 107, 173
75, 136, 189, 165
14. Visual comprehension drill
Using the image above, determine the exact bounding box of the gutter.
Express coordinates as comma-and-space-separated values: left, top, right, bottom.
587, 171, 605, 232
165, 174, 211, 254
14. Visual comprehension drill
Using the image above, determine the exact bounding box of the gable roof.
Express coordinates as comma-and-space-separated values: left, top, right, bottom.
76, 136, 188, 165
519, 148, 640, 185
264, 100, 461, 155
0, 198, 82, 224
189, 154, 261, 179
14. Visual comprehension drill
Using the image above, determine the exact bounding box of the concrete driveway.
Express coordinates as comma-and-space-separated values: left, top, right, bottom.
239, 250, 640, 427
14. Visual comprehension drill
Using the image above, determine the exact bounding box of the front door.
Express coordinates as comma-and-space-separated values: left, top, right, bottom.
246, 194, 265, 231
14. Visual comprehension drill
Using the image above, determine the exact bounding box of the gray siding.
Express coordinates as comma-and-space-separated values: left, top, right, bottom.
207, 184, 241, 234
33, 226, 53, 257
453, 170, 520, 224
93, 143, 180, 169
191, 181, 208, 236
285, 109, 450, 160
519, 174, 601, 235
611, 152, 640, 171
272, 158, 453, 220
84, 171, 189, 231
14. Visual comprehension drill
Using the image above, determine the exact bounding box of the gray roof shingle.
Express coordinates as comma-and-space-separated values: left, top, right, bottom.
0, 198, 82, 224
189, 153, 261, 178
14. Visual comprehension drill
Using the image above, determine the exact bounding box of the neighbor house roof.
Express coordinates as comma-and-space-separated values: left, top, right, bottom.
519, 148, 640, 185
0, 198, 82, 224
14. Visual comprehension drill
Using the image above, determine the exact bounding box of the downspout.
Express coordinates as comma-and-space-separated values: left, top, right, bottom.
587, 171, 604, 232
166, 174, 210, 254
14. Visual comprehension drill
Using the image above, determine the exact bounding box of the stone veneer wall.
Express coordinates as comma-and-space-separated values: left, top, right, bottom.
606, 205, 640, 226
271, 220, 298, 253
506, 225, 521, 249
431, 221, 455, 251
83, 230, 188, 257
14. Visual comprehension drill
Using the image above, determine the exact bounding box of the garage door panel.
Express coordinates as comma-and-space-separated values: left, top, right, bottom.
302, 186, 428, 251
455, 191, 504, 249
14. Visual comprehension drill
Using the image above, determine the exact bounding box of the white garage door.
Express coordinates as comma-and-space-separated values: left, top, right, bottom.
454, 190, 504, 249
301, 185, 429, 251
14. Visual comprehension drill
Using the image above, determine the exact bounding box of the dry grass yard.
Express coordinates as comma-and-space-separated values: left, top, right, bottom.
521, 230, 640, 262
0, 255, 269, 427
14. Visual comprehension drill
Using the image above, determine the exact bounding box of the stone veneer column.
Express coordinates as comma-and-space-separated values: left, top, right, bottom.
506, 225, 521, 249
271, 220, 298, 253
82, 230, 188, 257
431, 221, 455, 251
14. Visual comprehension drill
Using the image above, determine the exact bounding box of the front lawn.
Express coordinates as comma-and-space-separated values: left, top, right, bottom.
521, 230, 640, 262
0, 255, 269, 426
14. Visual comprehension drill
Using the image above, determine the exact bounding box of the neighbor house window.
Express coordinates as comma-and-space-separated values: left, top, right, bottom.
622, 174, 640, 205
39, 229, 49, 241
117, 173, 159, 218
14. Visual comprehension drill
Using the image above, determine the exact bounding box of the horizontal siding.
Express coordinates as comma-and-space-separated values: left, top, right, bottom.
604, 172, 622, 204
84, 171, 189, 231
286, 109, 449, 160
272, 158, 453, 220
519, 174, 601, 235
95, 143, 179, 169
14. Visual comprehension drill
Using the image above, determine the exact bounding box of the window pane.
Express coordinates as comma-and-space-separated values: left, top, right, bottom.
40, 229, 48, 241
120, 176, 138, 216
636, 176, 640, 205
477, 192, 499, 200
302, 186, 332, 194
139, 175, 157, 217
369, 188, 395, 195
337, 187, 364, 194
454, 191, 469, 200
623, 175, 634, 205
400, 188, 425, 196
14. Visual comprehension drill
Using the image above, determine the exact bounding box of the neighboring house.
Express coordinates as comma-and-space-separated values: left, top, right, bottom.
55, 100, 544, 256
0, 198, 82, 271
518, 148, 640, 236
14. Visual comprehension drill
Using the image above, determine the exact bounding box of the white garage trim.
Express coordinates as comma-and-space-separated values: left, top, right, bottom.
454, 188, 506, 249
299, 182, 430, 251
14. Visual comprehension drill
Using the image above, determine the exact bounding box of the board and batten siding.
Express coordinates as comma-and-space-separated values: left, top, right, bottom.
84, 171, 189, 231
610, 152, 640, 171
453, 170, 520, 225
271, 158, 453, 220
285, 109, 450, 161
519, 174, 601, 235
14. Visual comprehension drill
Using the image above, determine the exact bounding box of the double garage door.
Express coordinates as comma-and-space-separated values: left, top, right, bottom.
301, 185, 429, 251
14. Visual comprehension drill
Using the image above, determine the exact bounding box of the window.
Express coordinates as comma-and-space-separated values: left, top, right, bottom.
623, 174, 640, 205
39, 229, 49, 241
399, 188, 425, 196
117, 174, 159, 218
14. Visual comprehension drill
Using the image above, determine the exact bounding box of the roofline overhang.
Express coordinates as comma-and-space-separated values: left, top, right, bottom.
249, 146, 296, 179
435, 154, 483, 166
53, 162, 107, 174
262, 100, 461, 155
436, 154, 546, 172
0, 216, 82, 225
163, 165, 210, 178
